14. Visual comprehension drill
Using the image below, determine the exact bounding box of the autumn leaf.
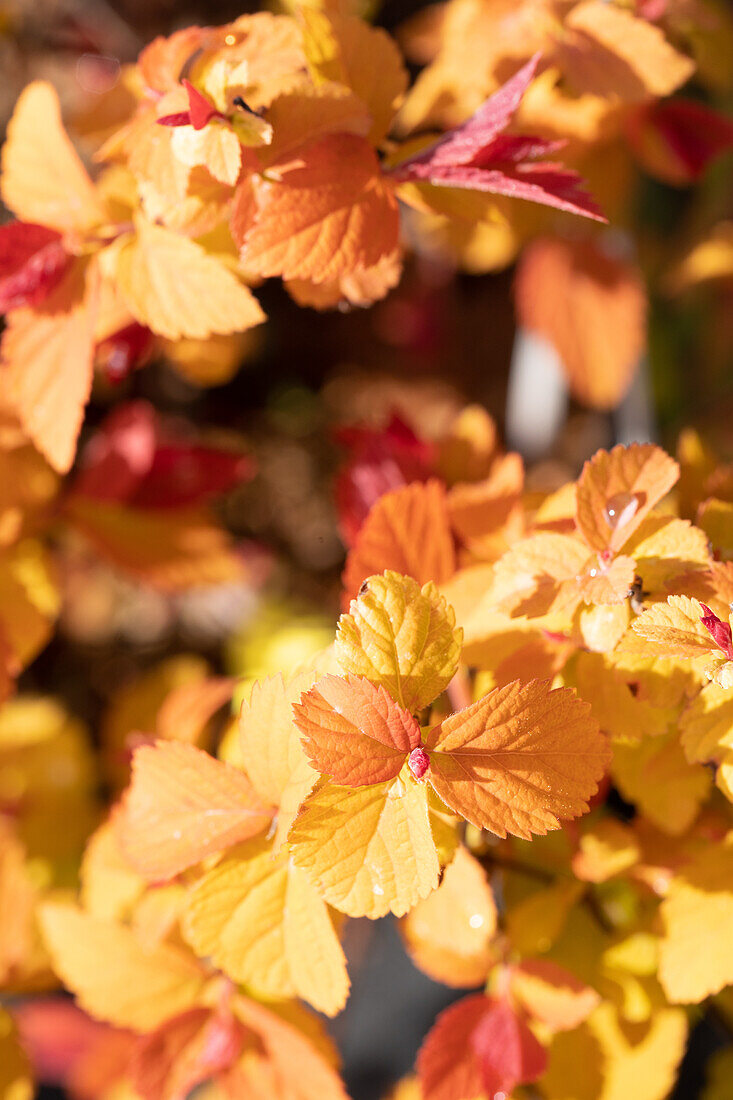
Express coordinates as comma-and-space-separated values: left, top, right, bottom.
114, 216, 265, 339
39, 903, 205, 1030
575, 443, 680, 555
627, 99, 733, 187
0, 221, 71, 313
288, 773, 440, 918
229, 994, 349, 1100
183, 835, 349, 1015
658, 844, 733, 1003
571, 817, 641, 884
390, 55, 605, 222
1, 82, 106, 232
238, 670, 321, 849
294, 673, 422, 787
2, 261, 97, 473
240, 133, 400, 284
425, 679, 610, 839
132, 1004, 244, 1100
510, 958, 599, 1032
561, 0, 695, 101
612, 731, 711, 836
64, 497, 245, 591
343, 480, 456, 603
335, 571, 462, 713
400, 845, 497, 987
417, 993, 547, 1100
0, 1008, 32, 1100
117, 741, 272, 880
299, 10, 408, 145
515, 237, 647, 411
629, 595, 715, 658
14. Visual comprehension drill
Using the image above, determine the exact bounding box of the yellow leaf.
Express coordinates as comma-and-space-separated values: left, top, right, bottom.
425, 679, 610, 839
400, 845, 497, 987
0, 1008, 32, 1100
80, 820, 144, 921
698, 497, 733, 553
117, 741, 272, 881
1, 81, 106, 232
543, 1002, 687, 1100
572, 818, 640, 884
170, 123, 243, 186
680, 681, 733, 764
563, 1, 695, 101
623, 516, 711, 595
184, 836, 349, 1015
0, 540, 59, 673
571, 652, 668, 742
335, 571, 462, 713
629, 595, 713, 658
288, 773, 440, 918
39, 902, 205, 1030
659, 844, 733, 1003
239, 671, 320, 849
299, 10, 407, 144
611, 731, 711, 836
115, 217, 265, 339
503, 876, 584, 958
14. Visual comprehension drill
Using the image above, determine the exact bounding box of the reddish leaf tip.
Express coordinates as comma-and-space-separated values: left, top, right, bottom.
408, 746, 430, 780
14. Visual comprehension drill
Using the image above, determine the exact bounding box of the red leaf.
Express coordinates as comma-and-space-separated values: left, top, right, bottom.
157, 111, 193, 128
96, 323, 155, 384
418, 994, 547, 1100
700, 603, 733, 660
74, 401, 255, 509
471, 999, 547, 1097
405, 55, 544, 170
335, 413, 435, 546
390, 55, 606, 222
0, 220, 70, 311
183, 79, 225, 130
629, 99, 733, 185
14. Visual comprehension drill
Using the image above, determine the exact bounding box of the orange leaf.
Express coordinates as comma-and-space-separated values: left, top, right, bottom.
510, 959, 599, 1031
241, 132, 399, 284
65, 498, 245, 591
400, 845, 497, 988
229, 995, 349, 1100
446, 452, 524, 543
1, 82, 106, 232
515, 238, 646, 411
132, 1005, 243, 1100
343, 480, 456, 604
117, 741, 272, 881
575, 443, 679, 555
425, 679, 610, 839
294, 673, 421, 787
155, 676, 237, 746
2, 261, 96, 473
562, 1, 695, 101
